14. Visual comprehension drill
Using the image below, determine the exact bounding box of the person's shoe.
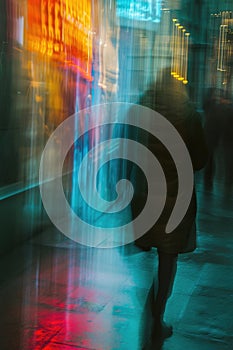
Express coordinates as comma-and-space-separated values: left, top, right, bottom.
151, 319, 173, 340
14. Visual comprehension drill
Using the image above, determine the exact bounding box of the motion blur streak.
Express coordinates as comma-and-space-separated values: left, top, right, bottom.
0, 1, 233, 349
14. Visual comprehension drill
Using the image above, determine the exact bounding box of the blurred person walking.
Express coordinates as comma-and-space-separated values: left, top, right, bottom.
129, 68, 208, 347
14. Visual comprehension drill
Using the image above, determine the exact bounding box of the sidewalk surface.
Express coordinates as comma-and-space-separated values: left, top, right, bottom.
0, 176, 232, 350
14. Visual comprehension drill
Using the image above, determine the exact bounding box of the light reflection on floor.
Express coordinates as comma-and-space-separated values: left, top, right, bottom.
0, 174, 233, 350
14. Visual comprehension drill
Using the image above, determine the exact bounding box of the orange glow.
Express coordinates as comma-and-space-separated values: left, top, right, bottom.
26, 0, 93, 80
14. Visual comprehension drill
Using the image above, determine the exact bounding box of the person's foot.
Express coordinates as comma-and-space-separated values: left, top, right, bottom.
151, 319, 173, 340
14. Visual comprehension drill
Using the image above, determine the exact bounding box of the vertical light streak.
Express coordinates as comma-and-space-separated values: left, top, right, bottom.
217, 11, 232, 73
183, 32, 189, 84
178, 25, 183, 80
98, 38, 103, 88
174, 22, 180, 78
217, 25, 228, 71
87, 30, 91, 75
180, 28, 186, 81
71, 73, 81, 214
171, 18, 177, 75
170, 17, 189, 84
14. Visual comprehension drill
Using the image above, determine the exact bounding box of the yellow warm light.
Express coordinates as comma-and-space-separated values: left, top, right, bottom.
217, 14, 231, 72
171, 18, 190, 85
25, 0, 93, 79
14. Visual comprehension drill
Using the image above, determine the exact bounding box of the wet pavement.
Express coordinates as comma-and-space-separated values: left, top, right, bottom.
0, 173, 232, 350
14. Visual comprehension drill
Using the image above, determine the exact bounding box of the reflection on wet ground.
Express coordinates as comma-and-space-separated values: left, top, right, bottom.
0, 171, 232, 350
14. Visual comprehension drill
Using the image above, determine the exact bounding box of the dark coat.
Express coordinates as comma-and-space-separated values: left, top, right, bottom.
130, 73, 208, 254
